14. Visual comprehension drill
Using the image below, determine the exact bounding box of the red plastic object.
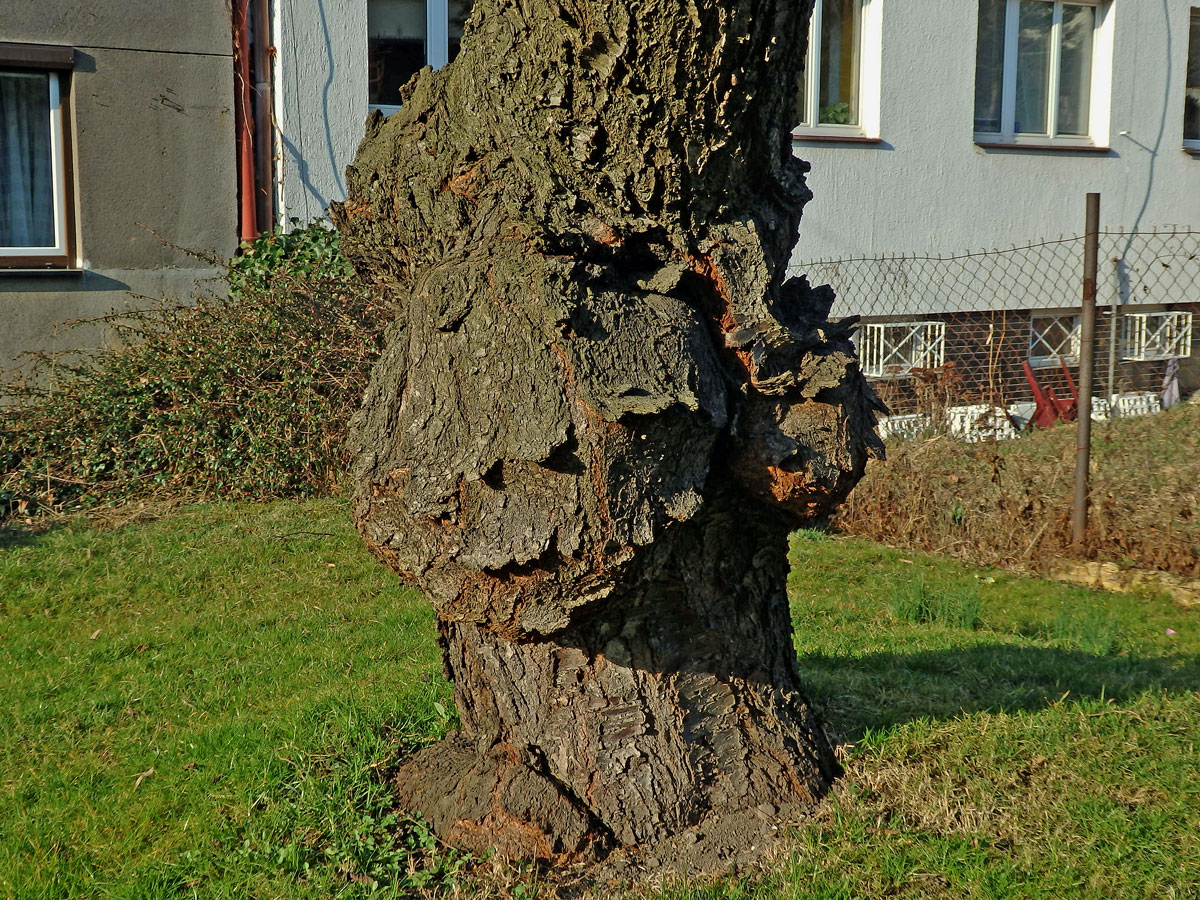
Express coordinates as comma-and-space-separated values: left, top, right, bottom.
1022, 359, 1077, 428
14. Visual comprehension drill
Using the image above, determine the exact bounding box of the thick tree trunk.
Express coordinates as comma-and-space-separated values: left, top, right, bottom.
332, 0, 882, 865
393, 486, 838, 861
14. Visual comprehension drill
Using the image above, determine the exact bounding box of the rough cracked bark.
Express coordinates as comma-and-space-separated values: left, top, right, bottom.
331, 0, 883, 864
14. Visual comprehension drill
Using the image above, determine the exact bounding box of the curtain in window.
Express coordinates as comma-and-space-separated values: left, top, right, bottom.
0, 72, 55, 248
973, 0, 1006, 132
1014, 1, 1053, 135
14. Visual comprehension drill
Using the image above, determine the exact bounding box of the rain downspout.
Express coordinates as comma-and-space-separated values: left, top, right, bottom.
233, 0, 257, 242
252, 0, 276, 233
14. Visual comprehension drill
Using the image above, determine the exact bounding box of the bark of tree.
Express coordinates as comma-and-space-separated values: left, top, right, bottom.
331, 0, 883, 864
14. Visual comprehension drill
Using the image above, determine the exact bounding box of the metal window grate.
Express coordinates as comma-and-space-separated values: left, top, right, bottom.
857, 321, 946, 377
789, 227, 1200, 418
1029, 313, 1081, 365
1119, 311, 1193, 361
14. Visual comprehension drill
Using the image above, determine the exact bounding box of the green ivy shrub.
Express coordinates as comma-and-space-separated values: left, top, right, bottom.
1, 221, 387, 518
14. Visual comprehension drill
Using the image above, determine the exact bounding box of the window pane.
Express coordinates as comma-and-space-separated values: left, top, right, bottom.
368, 0, 427, 106
0, 72, 55, 248
1030, 314, 1080, 363
818, 0, 860, 125
448, 0, 473, 63
974, 0, 1007, 133
1186, 11, 1200, 141
1014, 0, 1053, 134
1057, 4, 1094, 136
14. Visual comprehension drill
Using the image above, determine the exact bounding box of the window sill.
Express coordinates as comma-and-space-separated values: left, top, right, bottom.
974, 138, 1109, 153
1029, 357, 1080, 369
1183, 144, 1200, 157
792, 132, 883, 144
0, 266, 84, 277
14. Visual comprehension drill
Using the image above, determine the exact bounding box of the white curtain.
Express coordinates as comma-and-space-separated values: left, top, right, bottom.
0, 72, 55, 248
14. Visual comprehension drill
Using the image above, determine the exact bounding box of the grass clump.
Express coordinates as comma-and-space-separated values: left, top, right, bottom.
1045, 603, 1125, 656
889, 577, 983, 630
0, 221, 385, 519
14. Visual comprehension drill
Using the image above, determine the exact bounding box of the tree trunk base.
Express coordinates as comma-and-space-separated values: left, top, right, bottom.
395, 736, 830, 878
395, 735, 612, 863
394, 495, 841, 866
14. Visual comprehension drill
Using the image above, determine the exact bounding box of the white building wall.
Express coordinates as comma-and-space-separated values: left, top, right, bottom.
273, 0, 368, 223
275, 0, 1200, 251
793, 0, 1200, 263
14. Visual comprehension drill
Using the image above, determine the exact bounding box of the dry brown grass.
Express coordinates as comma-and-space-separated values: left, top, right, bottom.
838, 397, 1200, 578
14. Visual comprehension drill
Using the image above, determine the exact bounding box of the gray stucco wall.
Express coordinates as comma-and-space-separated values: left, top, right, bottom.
0, 2, 237, 371
274, 0, 367, 223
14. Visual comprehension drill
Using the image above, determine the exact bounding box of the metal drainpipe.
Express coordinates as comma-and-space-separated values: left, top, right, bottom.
252, 0, 276, 233
1072, 193, 1100, 548
234, 0, 258, 242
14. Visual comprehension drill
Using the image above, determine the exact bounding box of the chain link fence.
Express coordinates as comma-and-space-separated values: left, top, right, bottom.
790, 226, 1200, 440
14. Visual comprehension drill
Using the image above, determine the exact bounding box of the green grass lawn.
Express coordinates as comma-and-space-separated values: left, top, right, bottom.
2, 501, 1197, 899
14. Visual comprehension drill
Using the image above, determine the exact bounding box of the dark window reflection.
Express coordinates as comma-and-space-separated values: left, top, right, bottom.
449, 0, 471, 62
369, 0, 427, 106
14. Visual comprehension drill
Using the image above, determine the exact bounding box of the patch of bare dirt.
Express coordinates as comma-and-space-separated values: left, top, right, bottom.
521, 802, 821, 898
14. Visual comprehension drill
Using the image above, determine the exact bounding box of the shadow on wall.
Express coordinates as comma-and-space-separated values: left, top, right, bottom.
278, 0, 346, 219
0, 271, 131, 293
318, 0, 345, 200
1112, 0, 1173, 273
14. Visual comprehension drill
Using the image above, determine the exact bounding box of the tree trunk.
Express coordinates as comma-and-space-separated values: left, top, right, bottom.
391, 485, 839, 861
332, 0, 882, 864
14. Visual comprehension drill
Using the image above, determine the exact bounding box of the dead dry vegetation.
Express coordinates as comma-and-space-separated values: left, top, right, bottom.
837, 396, 1200, 579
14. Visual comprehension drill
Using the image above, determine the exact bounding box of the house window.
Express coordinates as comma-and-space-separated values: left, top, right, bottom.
1029, 313, 1080, 366
1186, 9, 1200, 148
793, 0, 882, 139
1119, 311, 1193, 361
974, 0, 1108, 146
368, 0, 473, 112
1, 49, 74, 268
858, 321, 946, 378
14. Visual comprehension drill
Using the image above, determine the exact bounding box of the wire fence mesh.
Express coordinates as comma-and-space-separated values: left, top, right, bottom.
790, 226, 1200, 439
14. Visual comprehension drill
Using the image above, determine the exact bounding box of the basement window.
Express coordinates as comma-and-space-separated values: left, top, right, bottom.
1029, 313, 1080, 366
0, 42, 76, 268
858, 321, 946, 378
1119, 311, 1194, 361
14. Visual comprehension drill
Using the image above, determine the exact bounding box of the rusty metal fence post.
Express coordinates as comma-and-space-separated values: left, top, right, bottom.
1072, 193, 1100, 547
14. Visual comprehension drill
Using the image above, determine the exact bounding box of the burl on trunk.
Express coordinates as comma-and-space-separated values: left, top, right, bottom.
331, 0, 882, 864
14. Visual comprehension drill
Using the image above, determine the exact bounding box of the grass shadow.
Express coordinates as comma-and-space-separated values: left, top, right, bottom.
799, 644, 1200, 741
0, 521, 49, 550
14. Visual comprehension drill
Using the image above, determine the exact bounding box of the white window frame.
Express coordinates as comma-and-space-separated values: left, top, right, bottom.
1119, 311, 1193, 361
1028, 312, 1081, 367
0, 69, 71, 264
1186, 8, 1200, 152
858, 320, 946, 378
368, 0, 455, 116
973, 0, 1112, 148
792, 0, 883, 141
